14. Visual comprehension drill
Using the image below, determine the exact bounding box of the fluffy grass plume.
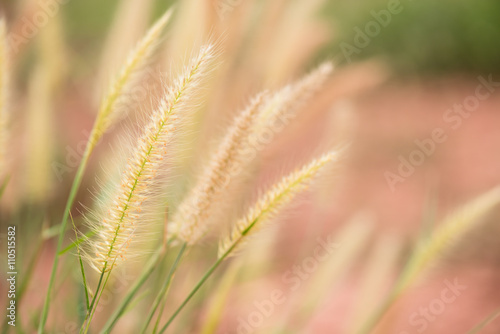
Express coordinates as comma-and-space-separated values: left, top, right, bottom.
0, 18, 8, 176
218, 150, 340, 257
90, 8, 173, 147
253, 62, 333, 134
170, 92, 268, 244
86, 44, 216, 273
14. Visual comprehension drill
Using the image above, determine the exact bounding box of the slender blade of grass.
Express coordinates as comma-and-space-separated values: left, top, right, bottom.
70, 211, 90, 311
39, 146, 92, 333
100, 247, 166, 333
59, 229, 97, 255
158, 240, 243, 333
200, 259, 242, 334
150, 244, 187, 334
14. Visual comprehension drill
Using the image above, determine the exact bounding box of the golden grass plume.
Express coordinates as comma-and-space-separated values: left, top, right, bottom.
85, 44, 217, 273
169, 92, 268, 244
218, 149, 341, 257
90, 8, 173, 148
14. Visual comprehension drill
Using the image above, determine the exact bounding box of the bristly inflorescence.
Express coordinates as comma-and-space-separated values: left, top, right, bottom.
86, 44, 217, 273
90, 9, 173, 149
169, 92, 269, 244
251, 62, 333, 135
218, 150, 341, 258
169, 62, 334, 246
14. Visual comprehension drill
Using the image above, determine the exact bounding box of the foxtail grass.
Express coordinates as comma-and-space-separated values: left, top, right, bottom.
158, 150, 341, 333
38, 8, 175, 333
218, 150, 340, 257
91, 8, 173, 145
168, 63, 334, 246
79, 44, 217, 333
169, 92, 268, 244
252, 62, 333, 137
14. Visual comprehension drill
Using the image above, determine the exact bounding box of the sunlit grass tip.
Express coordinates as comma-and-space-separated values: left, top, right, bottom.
169, 92, 269, 245
90, 8, 174, 147
84, 43, 217, 273
218, 149, 342, 257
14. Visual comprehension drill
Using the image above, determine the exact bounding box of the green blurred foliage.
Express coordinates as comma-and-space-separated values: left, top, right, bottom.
323, 0, 500, 74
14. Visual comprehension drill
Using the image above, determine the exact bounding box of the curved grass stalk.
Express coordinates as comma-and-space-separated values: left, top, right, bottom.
100, 245, 167, 333
143, 243, 187, 334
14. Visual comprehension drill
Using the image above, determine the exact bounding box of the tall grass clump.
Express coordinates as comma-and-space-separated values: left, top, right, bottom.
39, 8, 174, 332
5, 2, 497, 334
78, 43, 217, 333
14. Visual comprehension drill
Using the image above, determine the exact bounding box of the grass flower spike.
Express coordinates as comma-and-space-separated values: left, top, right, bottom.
87, 44, 216, 273
158, 150, 341, 332
253, 62, 333, 133
38, 10, 174, 331
218, 150, 340, 257
170, 93, 268, 244
169, 63, 333, 245
90, 8, 173, 147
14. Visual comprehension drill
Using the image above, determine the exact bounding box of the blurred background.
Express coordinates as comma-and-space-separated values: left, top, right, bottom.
1, 0, 500, 333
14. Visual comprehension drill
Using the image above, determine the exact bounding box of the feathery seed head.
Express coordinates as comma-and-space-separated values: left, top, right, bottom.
91, 8, 174, 148
86, 44, 216, 273
169, 92, 268, 244
253, 62, 333, 132
218, 150, 341, 258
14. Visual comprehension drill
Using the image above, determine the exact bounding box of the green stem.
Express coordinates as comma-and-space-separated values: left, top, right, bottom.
142, 243, 186, 334
80, 269, 107, 334
100, 247, 167, 333
38, 142, 93, 334
158, 241, 240, 333
70, 211, 90, 310
83, 269, 113, 334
